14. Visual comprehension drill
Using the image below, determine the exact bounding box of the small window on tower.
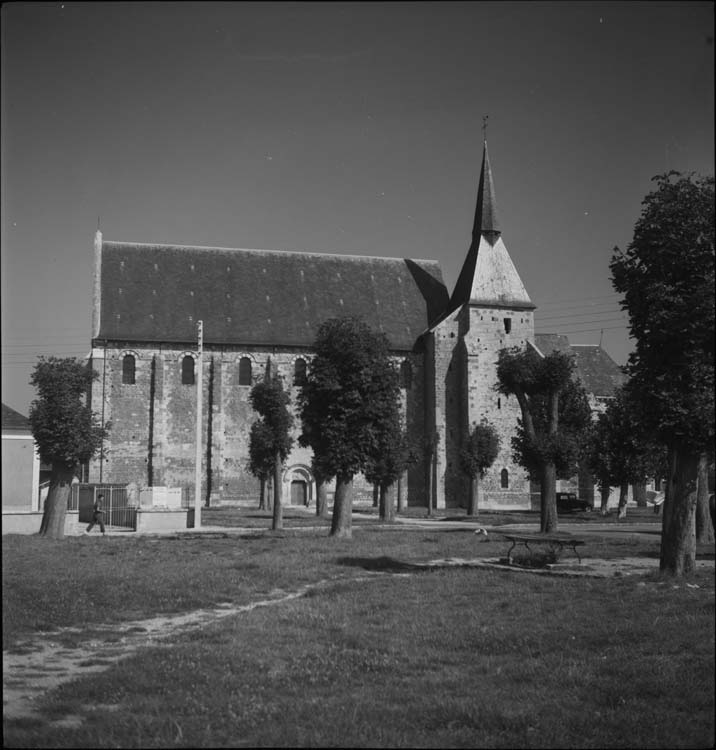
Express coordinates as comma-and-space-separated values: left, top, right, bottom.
501, 469, 509, 489
122, 355, 136, 385
503, 318, 512, 334
181, 356, 195, 385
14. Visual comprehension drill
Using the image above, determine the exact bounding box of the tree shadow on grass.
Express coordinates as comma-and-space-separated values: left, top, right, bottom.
335, 556, 425, 573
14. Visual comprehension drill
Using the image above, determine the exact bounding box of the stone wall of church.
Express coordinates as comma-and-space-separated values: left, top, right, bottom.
460, 306, 535, 509
88, 342, 424, 508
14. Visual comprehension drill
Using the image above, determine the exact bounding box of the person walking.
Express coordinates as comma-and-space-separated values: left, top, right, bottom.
86, 493, 106, 535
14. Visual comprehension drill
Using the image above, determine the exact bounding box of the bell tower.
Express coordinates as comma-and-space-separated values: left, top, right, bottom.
428, 134, 536, 509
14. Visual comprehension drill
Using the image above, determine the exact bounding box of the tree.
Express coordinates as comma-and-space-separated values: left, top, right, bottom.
497, 347, 592, 532
249, 366, 293, 531
459, 420, 500, 516
610, 172, 715, 575
248, 420, 275, 511
298, 317, 401, 538
587, 388, 668, 518
365, 428, 419, 522
29, 357, 108, 539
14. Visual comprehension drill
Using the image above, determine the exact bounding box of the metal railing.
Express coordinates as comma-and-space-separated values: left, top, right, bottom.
70, 484, 137, 530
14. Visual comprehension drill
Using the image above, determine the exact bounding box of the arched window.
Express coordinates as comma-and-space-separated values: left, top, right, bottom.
294, 358, 307, 386
400, 360, 413, 390
239, 357, 252, 386
122, 354, 136, 385
501, 469, 509, 489
181, 355, 195, 385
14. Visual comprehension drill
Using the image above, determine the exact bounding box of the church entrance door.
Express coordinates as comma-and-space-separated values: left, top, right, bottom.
290, 480, 307, 506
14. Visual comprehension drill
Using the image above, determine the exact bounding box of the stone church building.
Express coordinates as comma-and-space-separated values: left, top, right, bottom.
87, 142, 623, 510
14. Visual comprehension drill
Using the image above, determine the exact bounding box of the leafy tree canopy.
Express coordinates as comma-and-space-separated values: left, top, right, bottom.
497, 347, 592, 478
610, 171, 715, 453
29, 357, 107, 470
298, 317, 401, 481
588, 387, 668, 489
459, 419, 500, 480
249, 376, 294, 465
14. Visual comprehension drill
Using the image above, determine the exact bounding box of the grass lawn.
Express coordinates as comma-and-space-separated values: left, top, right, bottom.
2, 524, 714, 748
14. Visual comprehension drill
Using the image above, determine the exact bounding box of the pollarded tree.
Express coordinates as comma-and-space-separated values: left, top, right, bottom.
459, 420, 500, 516
298, 317, 402, 538
588, 388, 668, 518
248, 420, 275, 511
29, 357, 108, 539
610, 171, 715, 575
497, 347, 592, 532
249, 366, 293, 531
365, 427, 419, 522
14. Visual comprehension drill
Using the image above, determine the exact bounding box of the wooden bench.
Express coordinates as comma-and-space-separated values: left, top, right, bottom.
502, 533, 586, 565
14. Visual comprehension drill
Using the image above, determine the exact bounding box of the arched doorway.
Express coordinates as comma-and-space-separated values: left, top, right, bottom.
284, 465, 313, 507
290, 480, 307, 506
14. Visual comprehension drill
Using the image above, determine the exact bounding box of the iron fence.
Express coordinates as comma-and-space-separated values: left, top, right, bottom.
70, 484, 136, 530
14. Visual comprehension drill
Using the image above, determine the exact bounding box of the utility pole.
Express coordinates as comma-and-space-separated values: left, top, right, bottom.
194, 320, 203, 528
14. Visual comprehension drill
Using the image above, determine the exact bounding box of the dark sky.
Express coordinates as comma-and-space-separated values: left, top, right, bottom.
2, 1, 714, 413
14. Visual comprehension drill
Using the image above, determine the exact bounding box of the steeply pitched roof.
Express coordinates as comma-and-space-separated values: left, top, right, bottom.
96, 242, 449, 351
534, 334, 626, 397
2, 403, 31, 433
447, 142, 535, 316
569, 345, 627, 398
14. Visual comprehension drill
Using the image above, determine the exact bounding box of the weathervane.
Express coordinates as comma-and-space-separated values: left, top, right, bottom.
482, 115, 488, 142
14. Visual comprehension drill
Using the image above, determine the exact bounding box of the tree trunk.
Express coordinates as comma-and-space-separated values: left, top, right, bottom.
266, 477, 273, 512
540, 463, 558, 533
315, 480, 328, 517
258, 478, 267, 510
467, 474, 480, 516
660, 446, 698, 576
425, 451, 433, 516
378, 482, 396, 522
599, 484, 611, 515
330, 476, 353, 538
372, 483, 379, 508
695, 452, 715, 544
632, 481, 648, 507
397, 470, 407, 514
39, 465, 75, 539
617, 483, 629, 519
272, 454, 283, 531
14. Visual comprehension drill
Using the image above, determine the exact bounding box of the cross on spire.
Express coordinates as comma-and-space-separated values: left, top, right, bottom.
482, 115, 488, 142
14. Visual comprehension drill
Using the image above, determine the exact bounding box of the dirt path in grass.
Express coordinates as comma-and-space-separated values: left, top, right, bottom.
4, 556, 713, 727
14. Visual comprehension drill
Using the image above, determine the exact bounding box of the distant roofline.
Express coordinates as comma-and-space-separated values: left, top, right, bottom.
102, 240, 441, 266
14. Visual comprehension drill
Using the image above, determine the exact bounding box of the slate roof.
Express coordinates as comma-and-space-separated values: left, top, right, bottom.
96, 242, 449, 351
534, 334, 626, 398
569, 345, 627, 398
447, 142, 535, 317
2, 403, 31, 434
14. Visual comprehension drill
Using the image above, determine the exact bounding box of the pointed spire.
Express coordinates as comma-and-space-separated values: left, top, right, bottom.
442, 136, 534, 317
471, 140, 501, 240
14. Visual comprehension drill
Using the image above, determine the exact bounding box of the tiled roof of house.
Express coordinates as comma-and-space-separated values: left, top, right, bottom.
2, 403, 31, 434
534, 335, 626, 398
97, 242, 449, 351
569, 345, 627, 398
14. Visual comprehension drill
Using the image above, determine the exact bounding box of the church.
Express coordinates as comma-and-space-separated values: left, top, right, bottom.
87, 141, 624, 510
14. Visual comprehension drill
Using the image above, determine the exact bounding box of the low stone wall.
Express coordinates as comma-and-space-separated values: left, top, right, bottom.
2, 511, 81, 536
135, 508, 192, 533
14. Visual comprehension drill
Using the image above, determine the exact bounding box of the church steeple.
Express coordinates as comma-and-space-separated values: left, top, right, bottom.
472, 140, 501, 241
447, 138, 535, 314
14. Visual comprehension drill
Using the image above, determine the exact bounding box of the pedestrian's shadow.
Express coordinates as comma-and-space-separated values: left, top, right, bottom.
336, 556, 424, 573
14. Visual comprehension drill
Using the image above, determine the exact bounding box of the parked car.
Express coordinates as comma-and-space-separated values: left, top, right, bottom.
556, 492, 591, 513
